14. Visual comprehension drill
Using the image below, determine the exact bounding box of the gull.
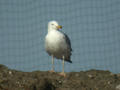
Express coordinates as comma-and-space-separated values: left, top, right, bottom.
45, 21, 72, 77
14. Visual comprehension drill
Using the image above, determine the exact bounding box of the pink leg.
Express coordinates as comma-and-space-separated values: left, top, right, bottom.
59, 56, 66, 77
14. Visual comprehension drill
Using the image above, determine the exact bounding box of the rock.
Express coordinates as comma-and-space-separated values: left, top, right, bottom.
0, 64, 120, 90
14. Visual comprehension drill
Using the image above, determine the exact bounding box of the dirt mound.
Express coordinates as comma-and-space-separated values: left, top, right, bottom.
0, 64, 120, 90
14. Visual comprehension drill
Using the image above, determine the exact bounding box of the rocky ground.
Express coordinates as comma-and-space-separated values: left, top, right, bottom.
0, 64, 120, 90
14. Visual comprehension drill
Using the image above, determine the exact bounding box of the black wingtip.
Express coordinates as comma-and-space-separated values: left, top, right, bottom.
67, 60, 72, 63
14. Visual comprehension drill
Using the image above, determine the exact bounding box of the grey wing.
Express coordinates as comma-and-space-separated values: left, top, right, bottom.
63, 32, 72, 62
63, 33, 72, 52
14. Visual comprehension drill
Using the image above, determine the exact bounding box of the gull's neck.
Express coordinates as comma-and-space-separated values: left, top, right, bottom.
48, 28, 57, 33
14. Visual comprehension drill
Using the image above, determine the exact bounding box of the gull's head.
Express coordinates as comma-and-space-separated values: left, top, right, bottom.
48, 21, 62, 31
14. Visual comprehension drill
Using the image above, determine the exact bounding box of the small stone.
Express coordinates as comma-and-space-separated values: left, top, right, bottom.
9, 71, 12, 75
58, 80, 62, 84
107, 81, 112, 84
88, 74, 94, 79
75, 73, 79, 77
116, 84, 120, 90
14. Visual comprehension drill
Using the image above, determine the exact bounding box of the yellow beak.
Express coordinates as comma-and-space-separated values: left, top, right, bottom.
57, 25, 62, 30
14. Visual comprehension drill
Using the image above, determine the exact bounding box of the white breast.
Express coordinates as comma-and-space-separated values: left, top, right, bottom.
45, 30, 67, 54
46, 31, 64, 44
